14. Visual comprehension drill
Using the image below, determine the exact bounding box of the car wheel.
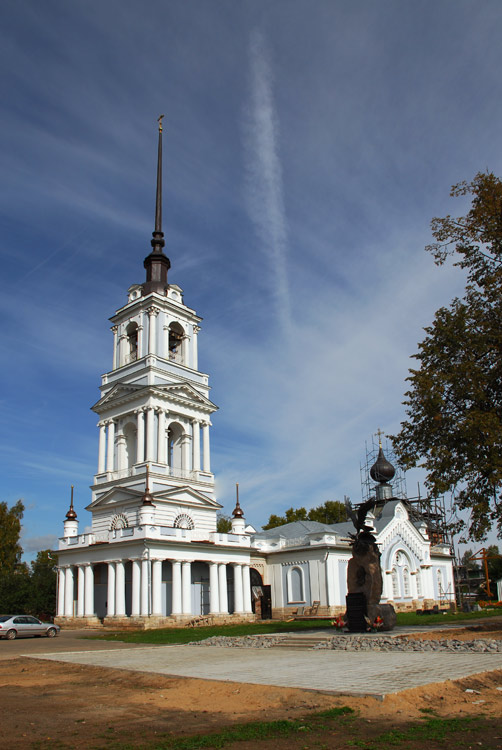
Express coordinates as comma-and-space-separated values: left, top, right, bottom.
46, 628, 57, 638
6, 629, 17, 640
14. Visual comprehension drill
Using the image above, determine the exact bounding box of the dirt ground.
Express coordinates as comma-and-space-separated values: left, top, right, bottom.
1, 622, 502, 750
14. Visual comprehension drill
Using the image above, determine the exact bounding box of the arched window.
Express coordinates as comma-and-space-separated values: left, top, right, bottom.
287, 566, 304, 603
167, 422, 184, 472
403, 567, 410, 597
126, 322, 139, 363
110, 514, 128, 530
392, 567, 399, 599
168, 322, 184, 363
416, 570, 422, 596
173, 513, 194, 530
436, 568, 443, 598
123, 422, 137, 468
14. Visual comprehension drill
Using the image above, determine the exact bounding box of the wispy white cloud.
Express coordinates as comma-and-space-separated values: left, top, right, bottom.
243, 30, 292, 335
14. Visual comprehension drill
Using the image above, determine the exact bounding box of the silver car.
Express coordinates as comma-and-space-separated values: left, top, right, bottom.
0, 615, 60, 640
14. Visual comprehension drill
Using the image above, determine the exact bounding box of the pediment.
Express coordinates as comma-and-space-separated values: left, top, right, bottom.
154, 383, 217, 411
153, 485, 222, 510
86, 486, 143, 511
92, 383, 143, 411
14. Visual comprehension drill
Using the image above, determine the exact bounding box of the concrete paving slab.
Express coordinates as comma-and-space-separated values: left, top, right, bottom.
30, 645, 502, 697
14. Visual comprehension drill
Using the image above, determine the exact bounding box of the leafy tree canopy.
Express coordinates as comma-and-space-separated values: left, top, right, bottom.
262, 500, 346, 530
0, 499, 24, 573
392, 172, 502, 541
216, 514, 232, 533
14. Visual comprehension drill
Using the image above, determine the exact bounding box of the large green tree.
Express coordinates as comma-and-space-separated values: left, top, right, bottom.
29, 550, 58, 619
392, 172, 502, 540
262, 500, 346, 530
0, 499, 24, 572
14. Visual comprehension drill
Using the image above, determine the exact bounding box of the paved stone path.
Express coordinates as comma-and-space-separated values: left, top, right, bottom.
31, 645, 502, 697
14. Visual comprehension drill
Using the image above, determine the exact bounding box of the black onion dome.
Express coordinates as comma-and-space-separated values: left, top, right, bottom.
232, 498, 244, 518
66, 486, 77, 519
370, 446, 395, 483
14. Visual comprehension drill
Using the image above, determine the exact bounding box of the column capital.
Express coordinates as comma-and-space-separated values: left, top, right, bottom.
111, 325, 118, 333
147, 306, 160, 317
193, 325, 201, 334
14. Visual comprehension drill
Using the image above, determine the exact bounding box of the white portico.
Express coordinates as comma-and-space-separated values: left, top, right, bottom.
55, 120, 255, 627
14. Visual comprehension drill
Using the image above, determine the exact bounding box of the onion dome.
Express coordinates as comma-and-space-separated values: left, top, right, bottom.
370, 445, 395, 484
65, 485, 77, 520
232, 483, 244, 518
141, 465, 155, 506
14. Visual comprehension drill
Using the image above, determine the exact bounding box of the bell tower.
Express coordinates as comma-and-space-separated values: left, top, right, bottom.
89, 118, 219, 530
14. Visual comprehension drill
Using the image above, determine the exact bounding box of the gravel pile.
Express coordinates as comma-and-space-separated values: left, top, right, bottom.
189, 634, 502, 652
190, 635, 280, 648
313, 635, 502, 653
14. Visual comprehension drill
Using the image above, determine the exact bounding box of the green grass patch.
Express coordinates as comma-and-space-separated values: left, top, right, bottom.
85, 618, 334, 644
348, 715, 480, 748
85, 607, 501, 645
95, 707, 355, 750
394, 608, 501, 627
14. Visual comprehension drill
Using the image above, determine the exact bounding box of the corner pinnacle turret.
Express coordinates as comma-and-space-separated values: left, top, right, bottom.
143, 115, 171, 296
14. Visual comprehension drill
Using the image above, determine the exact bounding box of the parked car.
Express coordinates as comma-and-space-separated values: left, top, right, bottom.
0, 615, 60, 640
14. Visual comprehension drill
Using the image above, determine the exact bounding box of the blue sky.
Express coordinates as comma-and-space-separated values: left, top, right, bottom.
1, 0, 501, 559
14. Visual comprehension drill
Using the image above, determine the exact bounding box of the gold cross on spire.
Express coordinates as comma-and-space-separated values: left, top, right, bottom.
158, 114, 164, 132
375, 427, 385, 448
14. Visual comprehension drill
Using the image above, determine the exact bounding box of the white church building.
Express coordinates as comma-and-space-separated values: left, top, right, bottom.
55, 124, 454, 627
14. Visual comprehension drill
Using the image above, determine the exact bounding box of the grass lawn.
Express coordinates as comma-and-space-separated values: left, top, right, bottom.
86, 607, 501, 644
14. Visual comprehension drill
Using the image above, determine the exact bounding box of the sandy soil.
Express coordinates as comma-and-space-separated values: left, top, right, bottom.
1, 622, 501, 749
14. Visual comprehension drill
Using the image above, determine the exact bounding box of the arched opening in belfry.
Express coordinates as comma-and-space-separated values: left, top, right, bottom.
126, 322, 139, 362
168, 322, 184, 363
167, 422, 184, 471
123, 422, 137, 469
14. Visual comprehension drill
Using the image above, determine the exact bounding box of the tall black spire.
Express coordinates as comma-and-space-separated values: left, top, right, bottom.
143, 115, 171, 296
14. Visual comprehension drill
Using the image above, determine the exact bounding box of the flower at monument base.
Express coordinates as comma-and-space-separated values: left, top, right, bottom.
373, 615, 384, 630
332, 615, 346, 629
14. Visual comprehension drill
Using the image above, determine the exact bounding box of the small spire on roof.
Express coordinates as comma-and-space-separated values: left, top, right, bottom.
141, 465, 155, 506
232, 482, 244, 518
65, 485, 77, 520
143, 116, 171, 295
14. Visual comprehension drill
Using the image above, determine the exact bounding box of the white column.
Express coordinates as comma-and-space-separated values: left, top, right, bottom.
152, 560, 162, 616
182, 561, 192, 615
233, 563, 244, 614
192, 325, 200, 370
136, 410, 145, 464
115, 561, 126, 616
172, 561, 182, 615
218, 564, 228, 614
131, 559, 141, 616
182, 433, 191, 472
84, 564, 94, 617
137, 322, 144, 359
157, 409, 166, 464
148, 307, 158, 355
118, 333, 127, 366
146, 407, 155, 462
163, 324, 170, 359
116, 431, 126, 472
57, 568, 66, 616
107, 562, 116, 617
64, 566, 74, 617
77, 566, 85, 617
106, 420, 115, 473
209, 562, 220, 614
141, 558, 150, 616
202, 422, 210, 472
98, 422, 107, 473
242, 564, 252, 614
112, 325, 118, 370
192, 421, 200, 472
